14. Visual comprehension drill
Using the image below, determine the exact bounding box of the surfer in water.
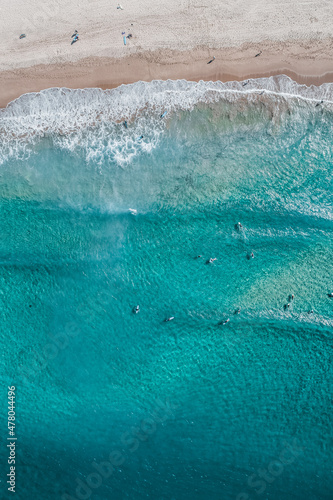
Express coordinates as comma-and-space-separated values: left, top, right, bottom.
218, 318, 230, 326
133, 305, 140, 314
164, 317, 174, 322
206, 258, 217, 264
235, 222, 243, 232
327, 292, 333, 298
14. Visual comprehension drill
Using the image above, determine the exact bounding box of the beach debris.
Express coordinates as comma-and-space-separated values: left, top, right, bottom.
71, 30, 78, 38
19, 34, 26, 39
207, 56, 215, 64
255, 50, 262, 57
126, 34, 132, 39
117, 4, 124, 9
160, 111, 167, 119
123, 35, 127, 45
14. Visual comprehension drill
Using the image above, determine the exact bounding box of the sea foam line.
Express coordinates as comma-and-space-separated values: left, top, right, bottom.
1, 75, 333, 165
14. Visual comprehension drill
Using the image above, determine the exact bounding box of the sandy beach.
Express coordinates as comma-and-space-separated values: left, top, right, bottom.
1, 0, 333, 106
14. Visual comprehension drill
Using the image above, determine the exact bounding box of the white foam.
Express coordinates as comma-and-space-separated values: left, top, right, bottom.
1, 75, 333, 165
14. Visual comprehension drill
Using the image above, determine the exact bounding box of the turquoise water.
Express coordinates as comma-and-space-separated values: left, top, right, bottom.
0, 78, 332, 499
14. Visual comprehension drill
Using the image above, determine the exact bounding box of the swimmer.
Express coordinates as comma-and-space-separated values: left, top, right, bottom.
307, 310, 314, 314
234, 308, 241, 315
284, 303, 290, 310
288, 294, 295, 301
235, 222, 243, 231
194, 255, 202, 259
137, 135, 144, 141
206, 258, 217, 264
327, 292, 333, 298
123, 120, 128, 129
315, 100, 324, 107
133, 305, 140, 314
164, 316, 175, 322
246, 252, 254, 260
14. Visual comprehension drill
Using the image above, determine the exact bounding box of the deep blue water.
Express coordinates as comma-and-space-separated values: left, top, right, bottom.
0, 79, 332, 500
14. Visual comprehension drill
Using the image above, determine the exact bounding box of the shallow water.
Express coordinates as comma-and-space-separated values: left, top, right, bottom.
0, 77, 332, 500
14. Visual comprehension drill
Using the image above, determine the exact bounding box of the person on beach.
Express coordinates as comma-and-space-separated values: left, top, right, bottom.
207, 56, 215, 64
71, 30, 78, 38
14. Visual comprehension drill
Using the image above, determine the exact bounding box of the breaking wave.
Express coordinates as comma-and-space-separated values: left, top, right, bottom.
1, 75, 333, 165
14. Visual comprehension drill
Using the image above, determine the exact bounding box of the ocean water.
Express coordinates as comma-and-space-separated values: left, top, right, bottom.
0, 77, 332, 500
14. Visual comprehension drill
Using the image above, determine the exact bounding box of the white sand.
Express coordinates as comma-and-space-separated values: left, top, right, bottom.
0, 0, 332, 71
0, 0, 333, 107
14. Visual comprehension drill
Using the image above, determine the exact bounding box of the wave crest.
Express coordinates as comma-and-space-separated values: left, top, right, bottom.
1, 75, 333, 165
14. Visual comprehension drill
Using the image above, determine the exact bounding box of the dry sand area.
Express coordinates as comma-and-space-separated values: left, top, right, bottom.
1, 0, 333, 105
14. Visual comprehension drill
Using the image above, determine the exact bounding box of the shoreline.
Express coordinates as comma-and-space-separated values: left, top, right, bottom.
2, 41, 333, 108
